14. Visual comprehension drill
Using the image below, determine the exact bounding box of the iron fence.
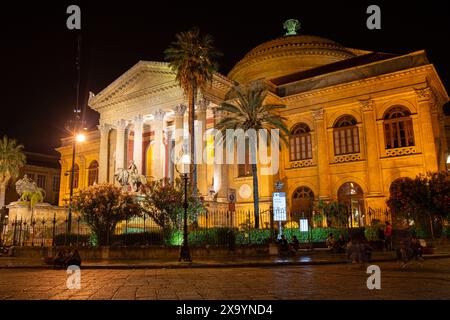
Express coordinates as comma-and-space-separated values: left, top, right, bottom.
0, 206, 390, 247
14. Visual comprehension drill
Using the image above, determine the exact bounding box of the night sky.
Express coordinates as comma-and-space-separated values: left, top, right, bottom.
1, 0, 449, 155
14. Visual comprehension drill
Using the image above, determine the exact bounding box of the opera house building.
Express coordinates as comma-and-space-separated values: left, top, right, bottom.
57, 26, 449, 227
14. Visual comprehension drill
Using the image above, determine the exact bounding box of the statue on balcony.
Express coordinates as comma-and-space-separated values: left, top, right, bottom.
114, 160, 147, 193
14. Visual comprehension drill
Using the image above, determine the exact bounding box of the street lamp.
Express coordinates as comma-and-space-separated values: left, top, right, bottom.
67, 130, 85, 236
176, 153, 192, 262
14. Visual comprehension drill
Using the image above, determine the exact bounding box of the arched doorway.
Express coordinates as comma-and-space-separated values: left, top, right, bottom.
291, 186, 314, 223
338, 182, 364, 227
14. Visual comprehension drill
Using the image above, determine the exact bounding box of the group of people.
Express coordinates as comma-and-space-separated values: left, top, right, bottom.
397, 235, 425, 268
279, 235, 301, 255
325, 233, 347, 253
44, 248, 82, 268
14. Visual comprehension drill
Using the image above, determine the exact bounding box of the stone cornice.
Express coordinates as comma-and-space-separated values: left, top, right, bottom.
282, 65, 436, 104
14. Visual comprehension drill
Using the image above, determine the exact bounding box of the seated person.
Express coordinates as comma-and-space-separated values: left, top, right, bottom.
410, 236, 424, 262
290, 235, 300, 253
333, 234, 347, 253
279, 235, 290, 253
326, 233, 336, 251
64, 249, 82, 268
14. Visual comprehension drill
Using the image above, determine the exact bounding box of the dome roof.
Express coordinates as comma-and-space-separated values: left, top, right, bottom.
228, 34, 359, 84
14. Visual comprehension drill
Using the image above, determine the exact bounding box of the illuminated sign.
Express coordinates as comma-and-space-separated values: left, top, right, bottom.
273, 192, 287, 221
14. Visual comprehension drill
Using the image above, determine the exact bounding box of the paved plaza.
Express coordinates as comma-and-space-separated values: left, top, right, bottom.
0, 258, 449, 300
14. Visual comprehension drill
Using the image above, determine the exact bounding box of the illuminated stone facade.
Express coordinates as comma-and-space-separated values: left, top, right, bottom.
57, 33, 449, 226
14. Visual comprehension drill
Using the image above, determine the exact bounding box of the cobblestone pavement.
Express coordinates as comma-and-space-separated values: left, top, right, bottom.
1, 258, 449, 300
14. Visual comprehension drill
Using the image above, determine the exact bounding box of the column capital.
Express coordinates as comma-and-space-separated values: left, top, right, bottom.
196, 98, 209, 113
312, 108, 324, 121
133, 114, 144, 125
359, 99, 374, 112
98, 123, 111, 133
173, 104, 187, 117
414, 87, 434, 102
153, 109, 166, 121
115, 119, 128, 130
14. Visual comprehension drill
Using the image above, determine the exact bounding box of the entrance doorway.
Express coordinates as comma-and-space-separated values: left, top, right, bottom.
338, 182, 365, 227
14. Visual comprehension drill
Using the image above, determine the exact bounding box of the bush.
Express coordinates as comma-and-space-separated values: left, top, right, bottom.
236, 229, 271, 245
189, 227, 236, 246
284, 227, 349, 242
112, 232, 164, 246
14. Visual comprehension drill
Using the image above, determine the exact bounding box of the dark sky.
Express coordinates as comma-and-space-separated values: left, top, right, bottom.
1, 0, 449, 154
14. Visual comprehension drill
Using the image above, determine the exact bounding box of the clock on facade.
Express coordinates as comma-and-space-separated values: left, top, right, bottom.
239, 184, 252, 199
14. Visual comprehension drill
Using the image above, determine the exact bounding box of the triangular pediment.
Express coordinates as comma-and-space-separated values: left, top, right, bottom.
89, 61, 177, 109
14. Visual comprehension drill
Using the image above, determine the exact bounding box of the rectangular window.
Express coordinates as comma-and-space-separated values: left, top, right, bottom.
334, 127, 360, 156
37, 175, 46, 189
52, 176, 60, 193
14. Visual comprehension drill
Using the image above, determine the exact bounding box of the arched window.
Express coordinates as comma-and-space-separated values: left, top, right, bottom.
383, 106, 414, 149
88, 161, 99, 186
290, 123, 312, 161
333, 116, 360, 155
69, 163, 80, 189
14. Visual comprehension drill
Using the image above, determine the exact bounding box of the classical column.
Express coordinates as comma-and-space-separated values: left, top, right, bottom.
415, 87, 439, 172
133, 115, 144, 174
360, 99, 382, 195
173, 104, 186, 180
214, 108, 228, 200
152, 110, 166, 180
115, 119, 128, 172
98, 123, 111, 183
196, 99, 208, 196
313, 109, 331, 200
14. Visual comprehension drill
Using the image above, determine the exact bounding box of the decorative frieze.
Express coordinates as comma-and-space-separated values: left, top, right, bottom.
385, 147, 416, 157
290, 159, 315, 168
333, 153, 362, 163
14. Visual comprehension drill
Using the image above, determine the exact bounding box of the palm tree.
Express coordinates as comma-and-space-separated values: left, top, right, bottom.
0, 136, 26, 208
216, 85, 290, 228
164, 27, 222, 194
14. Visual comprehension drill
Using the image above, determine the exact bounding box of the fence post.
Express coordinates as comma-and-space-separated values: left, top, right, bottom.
17, 218, 23, 247
124, 214, 128, 246
31, 218, 36, 246
143, 214, 147, 244
22, 219, 28, 246
12, 217, 17, 246
269, 206, 274, 242
247, 210, 251, 245
41, 219, 45, 247
64, 215, 68, 246
52, 213, 56, 247
77, 216, 80, 247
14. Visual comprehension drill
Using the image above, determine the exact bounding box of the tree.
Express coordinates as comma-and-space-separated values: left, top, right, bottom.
0, 136, 26, 208
72, 183, 141, 246
387, 172, 450, 238
216, 85, 290, 228
140, 178, 205, 241
317, 200, 348, 228
164, 27, 222, 194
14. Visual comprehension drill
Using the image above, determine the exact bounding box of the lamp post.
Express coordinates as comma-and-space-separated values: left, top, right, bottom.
66, 127, 86, 235
176, 153, 192, 262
